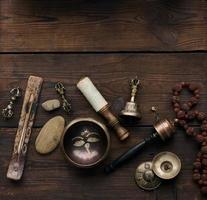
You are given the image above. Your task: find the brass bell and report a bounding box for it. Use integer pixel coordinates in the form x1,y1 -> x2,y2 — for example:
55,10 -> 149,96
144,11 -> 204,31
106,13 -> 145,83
152,152 -> 181,180
120,77 -> 141,120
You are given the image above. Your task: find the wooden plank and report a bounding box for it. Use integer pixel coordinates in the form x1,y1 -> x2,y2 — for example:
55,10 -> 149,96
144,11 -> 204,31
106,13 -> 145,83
0,127 -> 203,200
0,0 -> 207,52
0,53 -> 207,127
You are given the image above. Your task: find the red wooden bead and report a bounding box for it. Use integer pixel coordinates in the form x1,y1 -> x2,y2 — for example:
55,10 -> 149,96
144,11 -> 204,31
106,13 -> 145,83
173,91 -> 179,96
187,111 -> 196,119
202,132 -> 207,136
202,174 -> 207,180
187,102 -> 193,107
184,124 -> 189,130
202,142 -> 207,146
196,134 -> 204,143
177,110 -> 185,119
193,173 -> 201,181
193,132 -> 197,137
189,83 -> 198,91
186,127 -> 194,135
202,159 -> 207,166
195,110 -> 199,115
194,89 -> 200,94
172,84 -> 182,92
181,82 -> 186,87
201,146 -> 207,153
173,103 -> 180,108
201,186 -> 207,194
178,120 -> 186,126
194,162 -> 202,169
195,94 -> 200,99
190,97 -> 198,104
197,152 -> 202,157
172,96 -> 180,103
181,103 -> 190,111
198,112 -> 206,121
199,180 -> 203,185
201,124 -> 207,131
174,108 -> 180,113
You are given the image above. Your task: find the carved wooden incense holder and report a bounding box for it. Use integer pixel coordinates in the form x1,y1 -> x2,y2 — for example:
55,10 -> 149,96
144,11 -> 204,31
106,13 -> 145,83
7,76 -> 43,180
77,77 -> 129,141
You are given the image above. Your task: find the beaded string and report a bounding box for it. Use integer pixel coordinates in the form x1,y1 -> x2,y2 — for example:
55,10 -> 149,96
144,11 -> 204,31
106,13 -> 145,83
172,82 -> 207,194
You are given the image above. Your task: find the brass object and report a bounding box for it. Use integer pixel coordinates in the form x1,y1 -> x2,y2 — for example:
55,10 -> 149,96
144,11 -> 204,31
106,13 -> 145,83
61,118 -> 110,168
7,76 -> 43,180
55,82 -> 72,113
99,105 -> 129,141
154,119 -> 175,141
77,77 -> 129,141
152,152 -> 181,180
151,106 -> 175,141
151,106 -> 160,123
135,161 -> 161,191
104,118 -> 175,173
2,87 -> 21,119
120,77 -> 141,120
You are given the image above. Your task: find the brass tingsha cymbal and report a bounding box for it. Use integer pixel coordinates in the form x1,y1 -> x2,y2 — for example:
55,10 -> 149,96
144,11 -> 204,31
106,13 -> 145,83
152,152 -> 181,180
135,161 -> 161,191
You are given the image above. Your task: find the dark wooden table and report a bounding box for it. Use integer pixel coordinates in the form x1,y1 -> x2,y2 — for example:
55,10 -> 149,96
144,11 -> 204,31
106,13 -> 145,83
1,0 -> 207,199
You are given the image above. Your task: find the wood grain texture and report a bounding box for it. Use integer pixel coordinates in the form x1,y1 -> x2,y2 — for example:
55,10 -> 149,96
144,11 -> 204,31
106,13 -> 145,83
0,0 -> 207,52
0,127 -> 202,200
0,53 -> 206,199
1,0 -> 207,198
0,53 -> 207,128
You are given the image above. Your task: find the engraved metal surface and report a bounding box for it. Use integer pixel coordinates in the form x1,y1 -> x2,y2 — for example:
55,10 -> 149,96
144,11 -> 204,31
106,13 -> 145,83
135,161 -> 161,191
61,118 -> 110,168
154,119 -> 175,141
72,129 -> 100,154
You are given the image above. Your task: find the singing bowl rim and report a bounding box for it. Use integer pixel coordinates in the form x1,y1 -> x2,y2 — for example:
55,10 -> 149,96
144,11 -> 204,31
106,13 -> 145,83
61,117 -> 110,168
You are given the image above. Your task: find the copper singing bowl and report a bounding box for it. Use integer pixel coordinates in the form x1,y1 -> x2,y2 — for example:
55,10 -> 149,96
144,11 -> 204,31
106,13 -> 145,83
61,118 -> 110,168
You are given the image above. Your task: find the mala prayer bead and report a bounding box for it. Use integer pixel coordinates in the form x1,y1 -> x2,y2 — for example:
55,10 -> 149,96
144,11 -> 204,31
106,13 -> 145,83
172,82 -> 207,194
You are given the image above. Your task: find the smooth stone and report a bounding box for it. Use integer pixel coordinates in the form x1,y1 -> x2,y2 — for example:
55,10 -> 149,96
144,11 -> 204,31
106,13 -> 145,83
42,99 -> 60,111
35,116 -> 65,154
